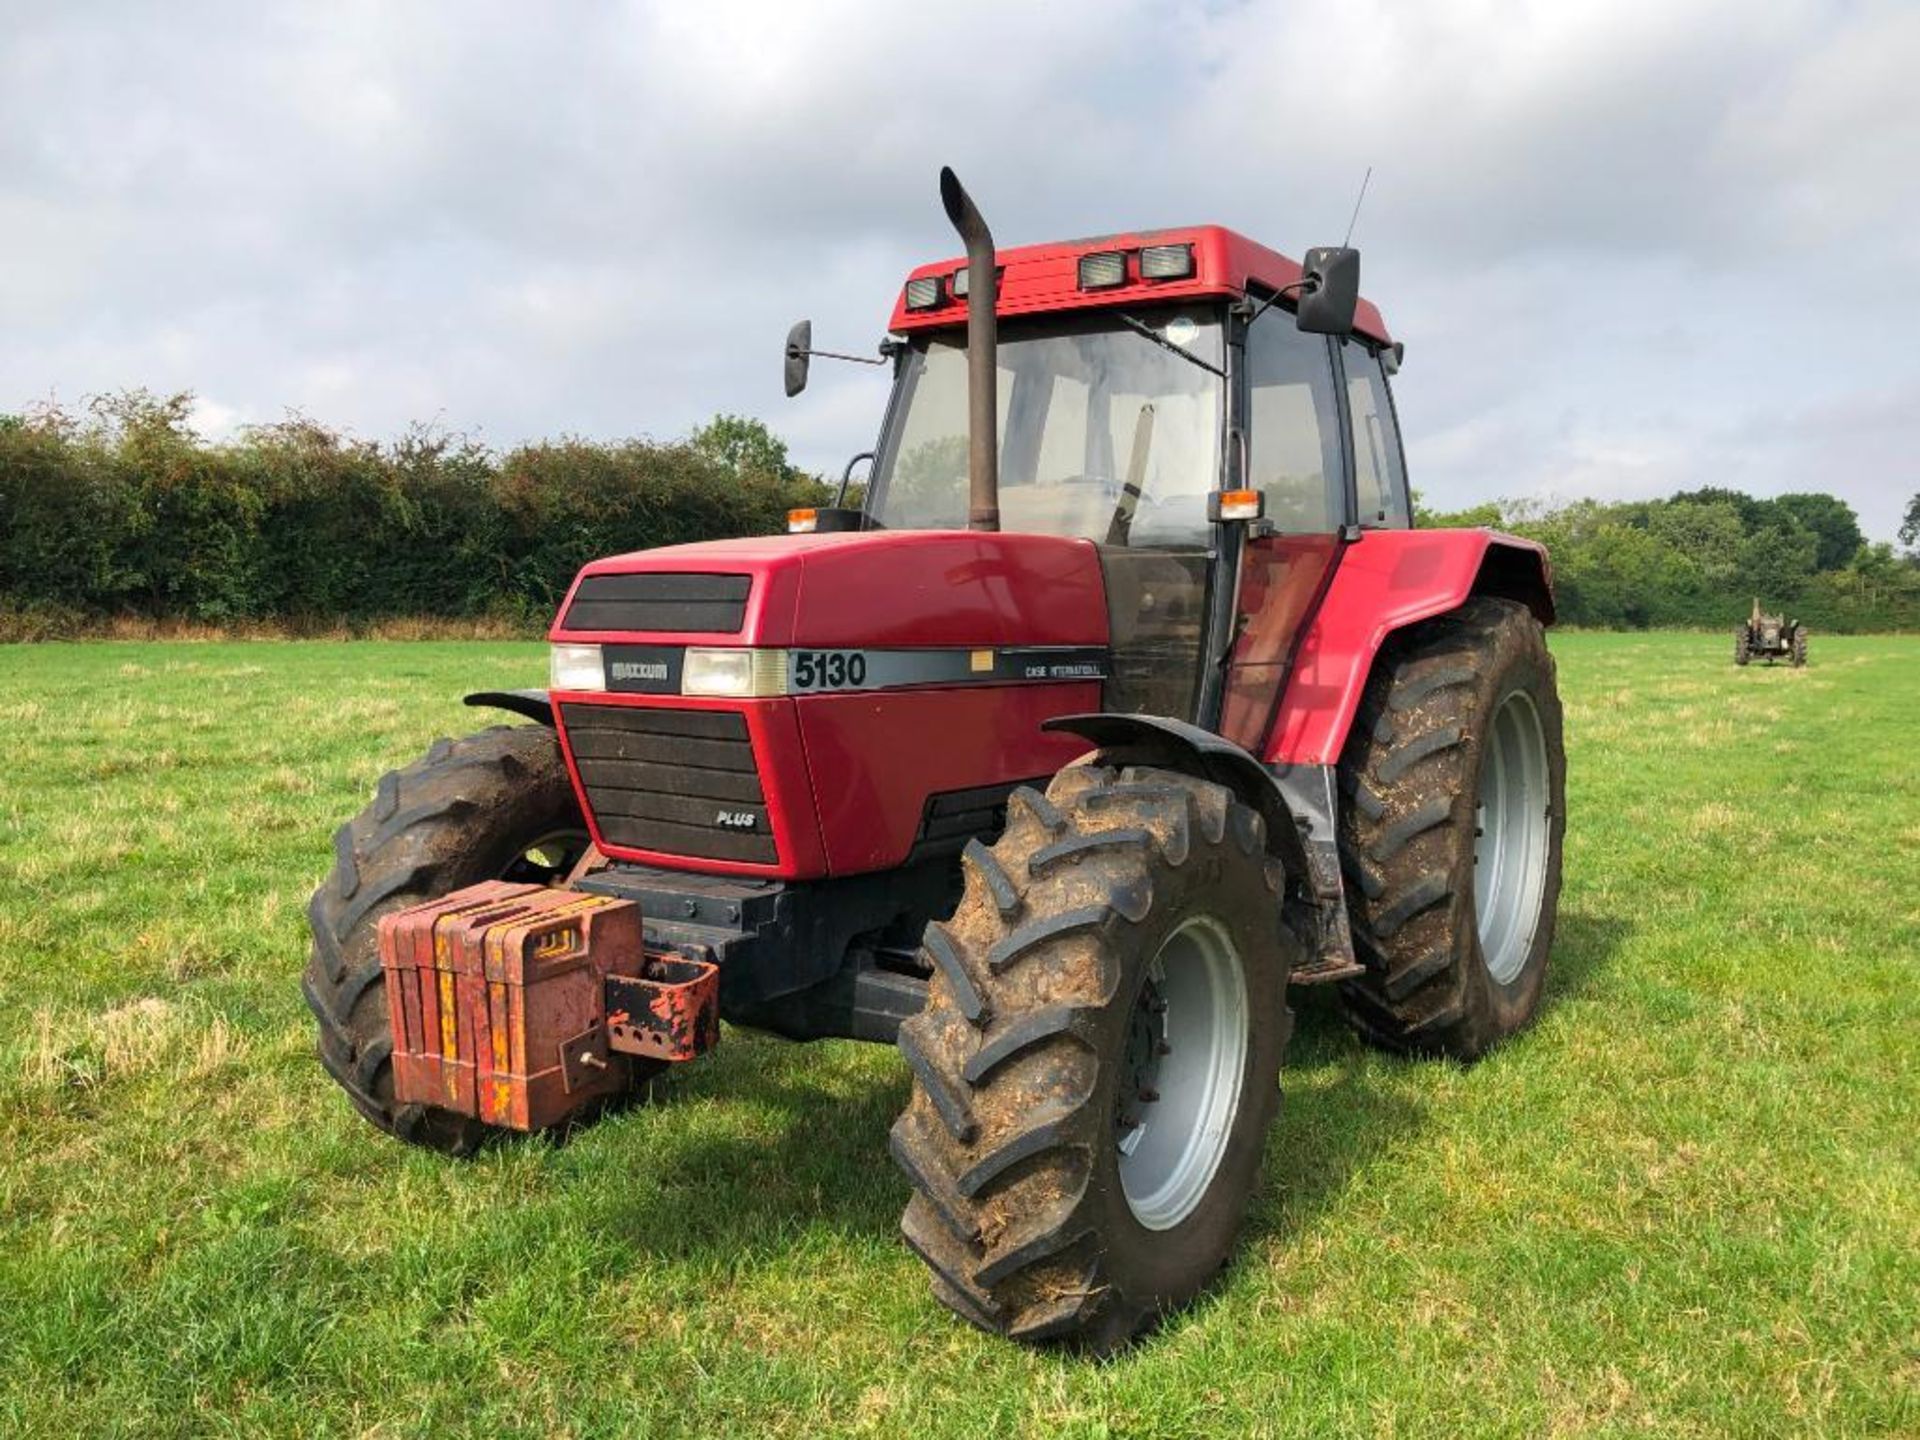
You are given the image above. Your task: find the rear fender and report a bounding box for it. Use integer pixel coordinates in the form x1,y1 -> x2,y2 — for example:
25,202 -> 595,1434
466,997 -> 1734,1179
1266,530 -> 1552,766
1040,713 -> 1309,882
464,690 -> 554,726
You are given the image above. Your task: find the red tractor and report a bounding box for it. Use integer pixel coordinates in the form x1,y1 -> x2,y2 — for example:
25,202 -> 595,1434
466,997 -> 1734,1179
304,171 -> 1565,1350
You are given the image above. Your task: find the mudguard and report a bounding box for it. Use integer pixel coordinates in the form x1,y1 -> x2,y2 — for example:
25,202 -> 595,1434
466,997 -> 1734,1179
1040,713 -> 1310,883
1267,529 -> 1552,765
464,689 -> 554,726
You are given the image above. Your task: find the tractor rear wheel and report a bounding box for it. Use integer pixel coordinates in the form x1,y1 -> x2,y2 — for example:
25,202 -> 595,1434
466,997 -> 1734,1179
1790,628 -> 1808,667
1734,628 -> 1751,666
1337,597 -> 1566,1061
890,764 -> 1294,1351
301,724 -> 652,1154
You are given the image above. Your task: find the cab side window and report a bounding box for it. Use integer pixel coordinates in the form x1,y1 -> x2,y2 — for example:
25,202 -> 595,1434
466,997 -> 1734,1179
1244,312 -> 1343,533
1342,339 -> 1410,527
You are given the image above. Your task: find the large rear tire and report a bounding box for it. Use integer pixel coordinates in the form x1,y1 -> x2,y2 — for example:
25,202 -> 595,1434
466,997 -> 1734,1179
1734,627 -> 1751,666
301,724 -> 650,1154
1790,628 -> 1808,667
1337,597 -> 1566,1061
890,764 -> 1295,1351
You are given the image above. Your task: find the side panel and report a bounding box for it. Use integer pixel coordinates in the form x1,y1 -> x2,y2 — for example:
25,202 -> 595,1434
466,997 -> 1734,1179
797,682 -> 1100,874
1265,529 -> 1551,766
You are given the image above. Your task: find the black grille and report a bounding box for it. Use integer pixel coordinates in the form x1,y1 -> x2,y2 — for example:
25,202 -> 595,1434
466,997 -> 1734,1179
906,778 -> 1037,863
561,572 -> 751,634
560,703 -> 775,864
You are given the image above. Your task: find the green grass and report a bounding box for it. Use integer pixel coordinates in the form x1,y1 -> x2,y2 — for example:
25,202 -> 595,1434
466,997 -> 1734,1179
1,634 -> 1915,1438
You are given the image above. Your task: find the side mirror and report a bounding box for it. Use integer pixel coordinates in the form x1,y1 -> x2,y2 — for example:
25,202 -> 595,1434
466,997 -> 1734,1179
1296,246 -> 1360,336
784,320 -> 812,397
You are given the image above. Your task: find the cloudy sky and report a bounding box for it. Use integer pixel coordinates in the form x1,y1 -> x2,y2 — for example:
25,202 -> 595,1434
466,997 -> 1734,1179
4,0 -> 1916,538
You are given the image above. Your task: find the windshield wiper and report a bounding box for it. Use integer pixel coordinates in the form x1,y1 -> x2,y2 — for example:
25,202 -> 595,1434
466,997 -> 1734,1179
1115,313 -> 1226,378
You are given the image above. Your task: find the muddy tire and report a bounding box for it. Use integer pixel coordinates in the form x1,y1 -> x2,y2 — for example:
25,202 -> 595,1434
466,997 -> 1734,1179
302,724 -> 642,1154
1734,628 -> 1751,666
890,764 -> 1295,1351
1790,628 -> 1808,667
1337,597 -> 1566,1061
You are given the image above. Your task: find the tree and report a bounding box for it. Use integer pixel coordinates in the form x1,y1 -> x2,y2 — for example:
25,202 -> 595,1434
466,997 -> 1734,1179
1551,521 -> 1690,628
1773,492 -> 1864,570
1415,494 -> 1505,529
688,413 -> 793,482
1671,486 -> 1767,530
1737,522 -> 1820,603
1900,492 -> 1920,552
1647,499 -> 1744,585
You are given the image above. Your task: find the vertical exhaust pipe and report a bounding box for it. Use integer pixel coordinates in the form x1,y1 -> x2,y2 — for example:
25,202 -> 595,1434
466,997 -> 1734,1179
939,167 -> 999,532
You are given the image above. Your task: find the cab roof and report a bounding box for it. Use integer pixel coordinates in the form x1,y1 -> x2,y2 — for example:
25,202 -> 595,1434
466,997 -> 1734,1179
889,224 -> 1392,345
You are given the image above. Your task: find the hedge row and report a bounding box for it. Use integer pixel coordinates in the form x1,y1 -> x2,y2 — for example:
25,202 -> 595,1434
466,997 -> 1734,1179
0,394 -> 825,627
4,393 -> 1915,634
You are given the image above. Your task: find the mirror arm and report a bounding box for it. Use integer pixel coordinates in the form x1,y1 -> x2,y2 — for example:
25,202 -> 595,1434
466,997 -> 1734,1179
1239,277 -> 1315,329
788,345 -> 888,368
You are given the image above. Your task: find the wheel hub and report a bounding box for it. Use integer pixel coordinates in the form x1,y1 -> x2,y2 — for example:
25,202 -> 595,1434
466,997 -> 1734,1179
1115,974 -> 1167,1151
498,828 -> 590,886
1115,916 -> 1249,1231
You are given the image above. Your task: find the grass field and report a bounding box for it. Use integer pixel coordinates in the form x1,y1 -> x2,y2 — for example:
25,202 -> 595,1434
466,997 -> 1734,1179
1,633 -> 1915,1437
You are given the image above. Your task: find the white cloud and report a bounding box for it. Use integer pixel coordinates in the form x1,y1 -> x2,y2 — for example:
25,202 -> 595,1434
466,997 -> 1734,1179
1,0 -> 1915,537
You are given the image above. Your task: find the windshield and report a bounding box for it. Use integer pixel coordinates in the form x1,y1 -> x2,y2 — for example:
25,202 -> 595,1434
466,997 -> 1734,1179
867,306 -> 1224,547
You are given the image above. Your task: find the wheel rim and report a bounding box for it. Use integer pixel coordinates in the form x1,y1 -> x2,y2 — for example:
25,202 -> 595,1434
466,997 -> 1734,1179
1473,689 -> 1551,985
1115,915 -> 1248,1231
497,828 -> 590,886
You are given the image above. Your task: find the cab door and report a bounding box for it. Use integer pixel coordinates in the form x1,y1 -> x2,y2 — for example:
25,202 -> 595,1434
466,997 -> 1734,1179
1217,304 -> 1350,749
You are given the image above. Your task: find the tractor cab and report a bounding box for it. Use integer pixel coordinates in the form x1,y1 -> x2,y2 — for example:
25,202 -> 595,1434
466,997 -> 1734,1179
797,223 -> 1413,730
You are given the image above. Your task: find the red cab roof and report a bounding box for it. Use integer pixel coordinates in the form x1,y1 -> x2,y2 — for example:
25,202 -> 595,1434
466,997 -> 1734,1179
888,224 -> 1391,344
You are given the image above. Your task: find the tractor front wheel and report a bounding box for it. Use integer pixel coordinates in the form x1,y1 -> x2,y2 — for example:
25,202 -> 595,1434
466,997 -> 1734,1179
890,765 -> 1294,1351
1337,597 -> 1566,1061
301,724 -> 651,1155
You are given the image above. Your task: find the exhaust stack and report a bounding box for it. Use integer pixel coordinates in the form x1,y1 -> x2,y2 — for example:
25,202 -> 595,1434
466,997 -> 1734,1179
939,167 -> 999,532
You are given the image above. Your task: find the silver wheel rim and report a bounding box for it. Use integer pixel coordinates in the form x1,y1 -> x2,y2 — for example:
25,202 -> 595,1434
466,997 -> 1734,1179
1473,689 -> 1551,986
1116,915 -> 1248,1231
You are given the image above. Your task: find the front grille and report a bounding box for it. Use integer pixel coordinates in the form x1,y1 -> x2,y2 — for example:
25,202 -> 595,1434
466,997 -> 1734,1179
560,703 -> 775,864
561,572 -> 751,634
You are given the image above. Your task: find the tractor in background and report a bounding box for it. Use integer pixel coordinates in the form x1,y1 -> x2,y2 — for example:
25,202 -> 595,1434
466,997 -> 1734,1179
303,169 -> 1566,1350
1735,597 -> 1808,666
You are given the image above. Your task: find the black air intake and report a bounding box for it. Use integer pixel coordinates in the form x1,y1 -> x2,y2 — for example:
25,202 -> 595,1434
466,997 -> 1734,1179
561,573 -> 751,634
560,703 -> 775,864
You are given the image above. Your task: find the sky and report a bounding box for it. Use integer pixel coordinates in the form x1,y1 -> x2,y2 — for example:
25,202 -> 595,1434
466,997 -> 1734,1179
3,0 -> 1916,540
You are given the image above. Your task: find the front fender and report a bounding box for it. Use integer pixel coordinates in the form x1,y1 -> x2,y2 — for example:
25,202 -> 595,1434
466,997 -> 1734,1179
1040,713 -> 1309,882
464,689 -> 554,726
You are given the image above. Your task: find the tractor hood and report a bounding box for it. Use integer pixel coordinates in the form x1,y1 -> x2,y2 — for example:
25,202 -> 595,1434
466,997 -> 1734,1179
549,530 -> 1110,649
545,530 -> 1110,881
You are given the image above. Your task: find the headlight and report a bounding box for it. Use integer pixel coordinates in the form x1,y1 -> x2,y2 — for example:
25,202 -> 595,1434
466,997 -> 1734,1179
903,275 -> 944,310
549,643 -> 605,691
682,648 -> 788,697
